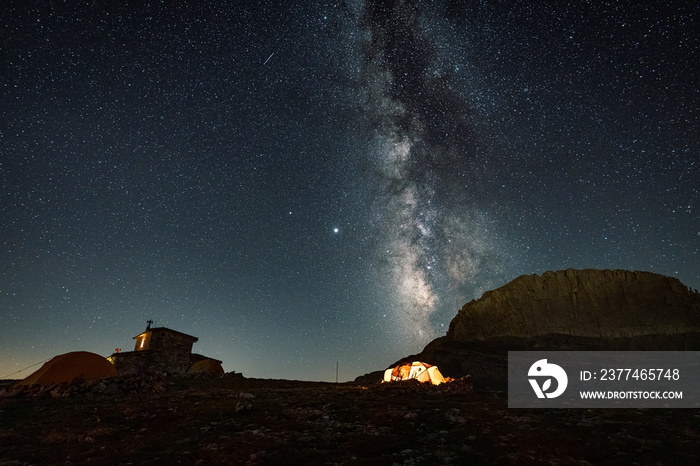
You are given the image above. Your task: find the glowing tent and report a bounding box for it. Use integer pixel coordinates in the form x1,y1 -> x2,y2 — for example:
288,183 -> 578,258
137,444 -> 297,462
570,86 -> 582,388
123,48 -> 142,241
383,361 -> 447,385
16,351 -> 118,386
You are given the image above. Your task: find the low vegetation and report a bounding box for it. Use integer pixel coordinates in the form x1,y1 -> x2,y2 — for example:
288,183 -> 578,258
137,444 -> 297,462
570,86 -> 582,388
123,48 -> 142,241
1,375 -> 697,465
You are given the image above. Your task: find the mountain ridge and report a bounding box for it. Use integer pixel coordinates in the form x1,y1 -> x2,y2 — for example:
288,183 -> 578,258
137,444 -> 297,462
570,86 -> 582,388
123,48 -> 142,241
357,269 -> 700,387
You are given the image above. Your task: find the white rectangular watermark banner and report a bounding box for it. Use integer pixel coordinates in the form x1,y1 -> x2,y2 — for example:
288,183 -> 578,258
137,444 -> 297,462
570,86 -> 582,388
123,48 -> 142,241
508,351 -> 700,408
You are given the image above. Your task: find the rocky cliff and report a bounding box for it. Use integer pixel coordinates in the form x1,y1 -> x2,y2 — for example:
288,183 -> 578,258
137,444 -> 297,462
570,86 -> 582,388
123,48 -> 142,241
361,269 -> 700,387
448,269 -> 700,341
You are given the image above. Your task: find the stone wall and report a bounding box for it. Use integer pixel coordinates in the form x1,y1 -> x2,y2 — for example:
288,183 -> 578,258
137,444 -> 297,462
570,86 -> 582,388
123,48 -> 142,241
110,347 -> 193,376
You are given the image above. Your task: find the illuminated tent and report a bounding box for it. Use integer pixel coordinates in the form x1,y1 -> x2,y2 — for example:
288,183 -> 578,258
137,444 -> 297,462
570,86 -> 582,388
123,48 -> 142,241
188,358 -> 224,374
16,351 -> 117,386
383,361 -> 447,385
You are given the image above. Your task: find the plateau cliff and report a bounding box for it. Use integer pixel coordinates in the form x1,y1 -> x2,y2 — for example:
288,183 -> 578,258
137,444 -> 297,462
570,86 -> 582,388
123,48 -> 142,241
360,269 -> 700,387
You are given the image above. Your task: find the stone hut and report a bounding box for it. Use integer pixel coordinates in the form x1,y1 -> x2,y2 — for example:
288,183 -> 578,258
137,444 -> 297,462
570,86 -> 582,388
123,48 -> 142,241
109,322 -> 223,375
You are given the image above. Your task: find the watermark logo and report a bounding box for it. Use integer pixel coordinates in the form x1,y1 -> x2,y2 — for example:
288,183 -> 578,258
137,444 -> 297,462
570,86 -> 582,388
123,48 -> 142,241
528,359 -> 568,398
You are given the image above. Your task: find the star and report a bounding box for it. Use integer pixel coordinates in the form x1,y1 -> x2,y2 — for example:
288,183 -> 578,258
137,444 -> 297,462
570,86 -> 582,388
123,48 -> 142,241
0,0 -> 695,384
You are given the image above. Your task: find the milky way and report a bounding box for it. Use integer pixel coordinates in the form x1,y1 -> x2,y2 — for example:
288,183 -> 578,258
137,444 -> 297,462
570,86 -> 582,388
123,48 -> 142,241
357,0 -> 506,344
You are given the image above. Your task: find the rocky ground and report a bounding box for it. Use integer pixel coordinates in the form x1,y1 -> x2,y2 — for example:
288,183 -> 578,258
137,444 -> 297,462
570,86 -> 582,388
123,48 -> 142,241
1,375 -> 698,465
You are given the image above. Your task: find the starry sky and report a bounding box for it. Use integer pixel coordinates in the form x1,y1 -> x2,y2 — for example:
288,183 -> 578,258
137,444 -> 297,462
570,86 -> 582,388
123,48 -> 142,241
1,1 -> 697,382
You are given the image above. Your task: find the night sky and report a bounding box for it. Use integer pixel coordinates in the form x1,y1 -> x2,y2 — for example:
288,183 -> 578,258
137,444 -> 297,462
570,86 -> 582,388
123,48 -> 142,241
2,1 -> 697,382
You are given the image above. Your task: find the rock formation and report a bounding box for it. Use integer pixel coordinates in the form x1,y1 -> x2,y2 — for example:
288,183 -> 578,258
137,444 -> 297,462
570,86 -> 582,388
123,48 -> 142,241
447,269 -> 700,341
360,269 -> 700,387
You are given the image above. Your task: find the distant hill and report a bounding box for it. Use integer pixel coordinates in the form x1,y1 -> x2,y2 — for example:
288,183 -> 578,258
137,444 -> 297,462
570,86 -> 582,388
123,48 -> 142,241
357,269 -> 700,387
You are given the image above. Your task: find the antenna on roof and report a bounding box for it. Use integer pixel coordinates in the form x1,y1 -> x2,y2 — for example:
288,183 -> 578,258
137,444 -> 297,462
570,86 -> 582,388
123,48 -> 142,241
147,320 -> 153,330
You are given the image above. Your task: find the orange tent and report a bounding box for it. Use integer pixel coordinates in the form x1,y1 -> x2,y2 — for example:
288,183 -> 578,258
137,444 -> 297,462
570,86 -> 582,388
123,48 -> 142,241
188,358 -> 224,374
16,351 -> 117,386
383,361 -> 447,385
